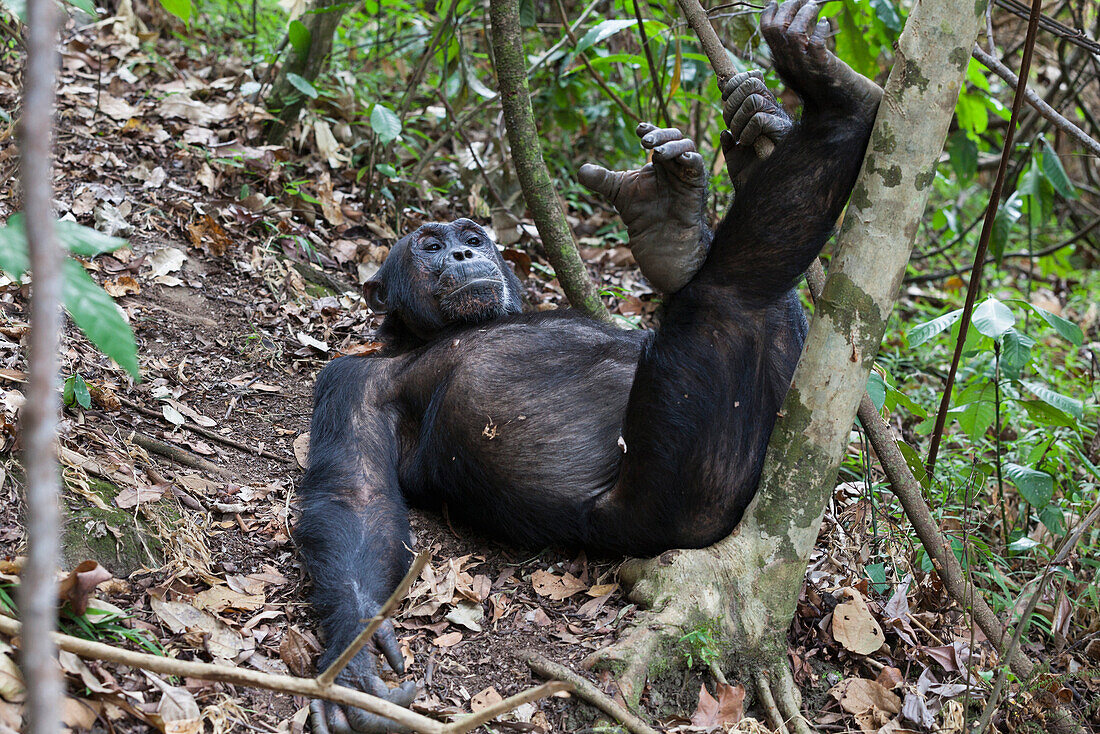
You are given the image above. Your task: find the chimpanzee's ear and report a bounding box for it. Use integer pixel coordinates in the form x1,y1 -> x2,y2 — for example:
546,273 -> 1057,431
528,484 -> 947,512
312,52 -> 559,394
362,280 -> 387,313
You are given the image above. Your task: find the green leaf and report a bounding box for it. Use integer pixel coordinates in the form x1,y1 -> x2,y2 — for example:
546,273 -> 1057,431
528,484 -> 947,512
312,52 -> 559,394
1027,303 -> 1083,346
1040,139 -> 1077,199
1004,462 -> 1053,508
57,219 -> 127,257
1020,380 -> 1083,419
864,563 -> 888,595
575,19 -> 636,55
972,298 -> 1014,338
370,104 -> 401,143
288,20 -> 312,57
869,0 -> 902,31
1008,535 -> 1039,552
0,215 -> 29,278
62,261 -> 140,379
286,73 -> 318,99
947,131 -> 977,181
518,0 -> 535,27
907,308 -> 963,347
65,374 -> 91,409
1000,328 -> 1034,376
65,0 -> 97,16
990,204 -> 1011,263
953,385 -> 996,442
866,372 -> 886,412
834,4 -> 877,77
1039,505 -> 1065,536
157,0 -> 190,24
0,0 -> 27,22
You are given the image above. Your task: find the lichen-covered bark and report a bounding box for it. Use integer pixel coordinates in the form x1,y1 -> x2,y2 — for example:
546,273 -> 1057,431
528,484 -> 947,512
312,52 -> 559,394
488,0 -> 611,322
598,2 -> 989,731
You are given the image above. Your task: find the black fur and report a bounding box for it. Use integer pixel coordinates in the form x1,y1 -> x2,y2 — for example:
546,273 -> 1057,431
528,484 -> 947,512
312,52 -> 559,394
296,3 -> 880,723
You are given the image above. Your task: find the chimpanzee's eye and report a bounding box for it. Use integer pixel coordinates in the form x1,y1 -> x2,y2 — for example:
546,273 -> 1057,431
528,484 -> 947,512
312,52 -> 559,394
423,241 -> 441,252
466,237 -> 481,246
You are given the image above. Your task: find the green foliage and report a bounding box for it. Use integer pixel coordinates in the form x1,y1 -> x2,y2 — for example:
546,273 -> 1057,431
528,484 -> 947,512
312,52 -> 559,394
0,215 -> 140,380
63,374 -> 91,409
679,624 -> 721,670
158,0 -> 192,25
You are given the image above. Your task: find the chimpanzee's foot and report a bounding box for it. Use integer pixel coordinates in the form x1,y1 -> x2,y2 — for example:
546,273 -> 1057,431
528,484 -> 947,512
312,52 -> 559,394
578,122 -> 709,293
720,70 -> 792,189
762,0 -> 882,119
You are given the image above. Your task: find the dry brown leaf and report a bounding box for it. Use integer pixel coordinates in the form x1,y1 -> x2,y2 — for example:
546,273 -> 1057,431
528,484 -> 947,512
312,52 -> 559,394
832,589 -> 885,655
828,677 -> 901,718
98,93 -> 139,121
115,484 -> 167,509
0,645 -> 24,703
279,627 -> 319,677
530,569 -> 586,601
193,585 -> 265,613
187,214 -> 231,257
875,666 -> 903,689
58,560 -> 113,615
292,433 -> 310,468
104,275 -> 141,297
470,686 -> 503,713
150,598 -> 250,660
690,682 -> 745,729
146,673 -> 202,734
434,631 -> 463,647
58,650 -> 113,694
62,697 -> 100,729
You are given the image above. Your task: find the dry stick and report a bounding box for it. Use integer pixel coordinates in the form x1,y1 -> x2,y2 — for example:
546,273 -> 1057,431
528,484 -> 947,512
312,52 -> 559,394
118,396 -> 292,464
520,651 -> 661,734
20,0 -> 63,728
0,614 -> 448,734
924,0 -> 1044,477
449,681 -> 571,733
674,0 -> 773,158
805,262 -> 1037,681
128,432 -> 235,480
317,551 -> 430,687
972,45 -> 1100,159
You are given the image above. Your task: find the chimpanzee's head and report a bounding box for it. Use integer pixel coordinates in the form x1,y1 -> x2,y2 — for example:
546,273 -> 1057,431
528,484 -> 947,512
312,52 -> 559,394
364,219 -> 524,343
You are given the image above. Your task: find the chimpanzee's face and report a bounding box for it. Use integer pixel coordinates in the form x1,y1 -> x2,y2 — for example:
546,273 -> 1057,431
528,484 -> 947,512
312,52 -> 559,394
365,219 -> 523,339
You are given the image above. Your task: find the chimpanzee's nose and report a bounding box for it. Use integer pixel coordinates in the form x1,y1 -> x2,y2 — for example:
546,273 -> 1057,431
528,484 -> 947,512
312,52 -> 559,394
452,249 -> 474,261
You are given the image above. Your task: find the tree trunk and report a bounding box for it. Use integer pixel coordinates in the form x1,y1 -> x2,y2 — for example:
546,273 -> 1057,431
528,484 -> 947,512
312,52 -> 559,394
488,0 -> 612,322
591,1 -> 988,731
264,0 -> 348,145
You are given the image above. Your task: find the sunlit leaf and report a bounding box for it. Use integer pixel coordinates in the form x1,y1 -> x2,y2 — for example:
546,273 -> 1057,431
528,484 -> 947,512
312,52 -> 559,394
1027,303 -> 1083,346
1003,462 -> 1053,508
1020,380 -> 1083,419
62,261 -> 140,379
288,20 -> 312,57
575,20 -> 637,55
286,73 -> 318,99
906,308 -> 962,347
370,104 -> 401,143
971,298 -> 1014,338
158,0 -> 190,24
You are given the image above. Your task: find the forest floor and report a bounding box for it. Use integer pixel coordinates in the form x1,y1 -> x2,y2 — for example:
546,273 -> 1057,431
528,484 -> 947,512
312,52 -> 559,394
0,8 -> 1097,734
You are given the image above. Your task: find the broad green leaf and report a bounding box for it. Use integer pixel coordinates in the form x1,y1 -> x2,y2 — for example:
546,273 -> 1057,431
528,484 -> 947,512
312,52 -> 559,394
1020,380 -> 1083,419
575,20 -> 636,55
0,216 -> 29,278
57,219 -> 127,257
286,73 -> 318,99
864,563 -> 888,595
158,0 -> 190,24
869,0 -> 902,31
1039,505 -> 1065,536
953,384 -> 996,442
834,4 -> 877,77
1027,303 -> 1083,346
866,371 -> 886,412
518,0 -> 535,27
972,298 -> 1014,338
288,20 -> 312,57
1041,139 -> 1077,199
955,92 -> 989,135
1004,462 -> 1053,508
907,308 -> 962,347
370,104 -> 401,143
1000,328 -> 1034,376
946,130 -> 977,181
1017,399 -> 1075,428
64,374 -> 91,409
990,204 -> 1011,263
62,261 -> 140,379
1008,536 -> 1039,552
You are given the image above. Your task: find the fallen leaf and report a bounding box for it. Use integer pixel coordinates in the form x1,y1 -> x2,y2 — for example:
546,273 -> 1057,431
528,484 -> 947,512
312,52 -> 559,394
293,433 -> 310,468
147,247 -> 186,278
187,214 -> 231,257
193,585 -> 265,613
832,589 -> 885,655
530,569 -> 586,601
828,677 -> 901,717
470,686 -> 503,713
98,93 -> 139,121
279,627 -> 319,677
58,560 -> 113,614
690,682 -> 744,729
434,631 -> 463,647
146,672 -> 202,734
104,275 -> 141,297
445,601 -> 484,632
115,484 -> 167,509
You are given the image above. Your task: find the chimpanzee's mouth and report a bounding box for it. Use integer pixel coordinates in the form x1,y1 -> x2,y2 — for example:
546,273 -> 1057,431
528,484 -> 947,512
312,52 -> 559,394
447,277 -> 505,295
439,277 -> 507,323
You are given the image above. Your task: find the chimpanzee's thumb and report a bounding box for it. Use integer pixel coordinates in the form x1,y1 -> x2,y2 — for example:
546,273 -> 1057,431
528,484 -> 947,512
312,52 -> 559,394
578,163 -> 622,202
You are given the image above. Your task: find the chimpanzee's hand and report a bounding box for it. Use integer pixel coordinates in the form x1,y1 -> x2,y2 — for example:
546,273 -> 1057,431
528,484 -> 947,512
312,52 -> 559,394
761,0 -> 881,119
577,123 -> 707,294
719,70 -> 791,190
309,619 -> 417,734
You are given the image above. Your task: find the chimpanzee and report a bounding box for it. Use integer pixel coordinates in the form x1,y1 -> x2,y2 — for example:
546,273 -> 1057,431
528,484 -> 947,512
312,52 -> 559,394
297,2 -> 881,731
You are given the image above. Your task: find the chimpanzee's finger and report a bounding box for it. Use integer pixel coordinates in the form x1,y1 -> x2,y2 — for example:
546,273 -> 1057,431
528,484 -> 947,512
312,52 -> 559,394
721,70 -> 763,102
577,163 -> 623,202
723,76 -> 771,129
326,702 -> 354,734
651,138 -> 696,162
812,18 -> 829,44
375,622 -> 405,675
772,0 -> 804,31
736,112 -> 788,148
760,0 -> 778,30
728,94 -> 775,136
310,700 -> 331,734
788,0 -> 820,38
634,121 -> 658,138
640,127 -> 685,149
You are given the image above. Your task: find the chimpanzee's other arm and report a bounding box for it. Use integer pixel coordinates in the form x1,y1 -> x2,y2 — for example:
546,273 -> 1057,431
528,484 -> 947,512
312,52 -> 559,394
296,356 -> 417,734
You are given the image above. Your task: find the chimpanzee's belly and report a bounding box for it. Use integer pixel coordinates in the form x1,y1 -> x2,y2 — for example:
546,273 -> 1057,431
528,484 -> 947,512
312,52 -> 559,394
396,312 -> 647,546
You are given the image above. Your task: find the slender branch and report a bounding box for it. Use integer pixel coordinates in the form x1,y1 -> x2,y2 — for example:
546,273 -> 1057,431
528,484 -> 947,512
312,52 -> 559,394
925,0 -> 1045,476
20,0 -> 63,728
972,45 -> 1100,159
129,432 -> 235,479
520,651 -> 661,734
317,551 -> 430,687
631,0 -> 671,127
449,681 -> 570,733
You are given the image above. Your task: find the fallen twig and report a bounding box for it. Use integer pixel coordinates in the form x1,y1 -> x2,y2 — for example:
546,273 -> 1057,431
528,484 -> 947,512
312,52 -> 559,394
128,432 -> 234,479
520,651 -> 660,734
119,396 -> 292,464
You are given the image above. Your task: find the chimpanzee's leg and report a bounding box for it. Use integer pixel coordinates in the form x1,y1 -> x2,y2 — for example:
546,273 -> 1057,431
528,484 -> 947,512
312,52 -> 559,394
589,0 -> 881,553
295,356 -> 417,733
